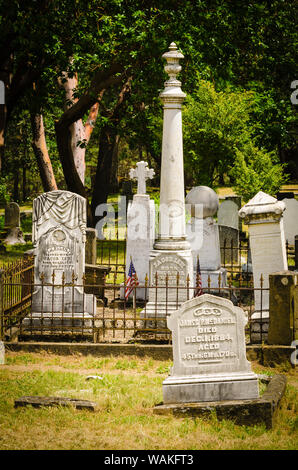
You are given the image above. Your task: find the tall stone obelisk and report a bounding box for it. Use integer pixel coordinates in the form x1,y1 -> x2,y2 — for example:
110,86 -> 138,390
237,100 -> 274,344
142,42 -> 193,319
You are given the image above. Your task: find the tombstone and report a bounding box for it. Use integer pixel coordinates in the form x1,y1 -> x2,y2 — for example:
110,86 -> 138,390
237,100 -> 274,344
0,341 -> 4,365
3,202 -> 25,245
141,42 -> 193,319
162,294 -> 259,404
218,200 -> 239,230
225,195 -> 243,232
218,225 -> 239,265
185,186 -> 227,289
122,161 -> 156,300
4,202 -> 20,228
282,198 -> 298,245
30,190 -> 96,327
239,191 -> 288,342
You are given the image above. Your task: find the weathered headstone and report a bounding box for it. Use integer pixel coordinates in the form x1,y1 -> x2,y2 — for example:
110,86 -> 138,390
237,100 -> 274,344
218,225 -> 239,265
4,202 -> 20,228
30,190 -> 96,325
0,341 -> 4,364
218,200 -> 239,230
239,191 -> 288,342
162,294 -> 259,403
122,161 -> 156,300
185,186 -> 227,289
225,195 -> 243,232
268,271 -> 298,345
3,202 -> 25,245
282,198 -> 298,245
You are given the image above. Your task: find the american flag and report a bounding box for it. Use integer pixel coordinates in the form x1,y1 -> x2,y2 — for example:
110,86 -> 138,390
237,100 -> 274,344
125,260 -> 139,300
194,256 -> 203,297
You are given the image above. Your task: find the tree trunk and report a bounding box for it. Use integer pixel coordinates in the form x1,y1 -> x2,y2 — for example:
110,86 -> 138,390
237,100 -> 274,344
91,124 -> 119,228
13,165 -> 19,202
30,113 -> 58,192
22,164 -> 27,201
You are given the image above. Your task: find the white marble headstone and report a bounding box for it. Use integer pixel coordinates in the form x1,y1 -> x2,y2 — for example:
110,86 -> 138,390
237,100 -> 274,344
162,294 -> 259,403
31,190 -> 95,318
218,200 -> 239,230
282,198 -> 298,245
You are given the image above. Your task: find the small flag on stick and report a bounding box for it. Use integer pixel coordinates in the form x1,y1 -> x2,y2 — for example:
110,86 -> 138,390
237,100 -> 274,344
125,259 -> 139,300
194,256 -> 203,297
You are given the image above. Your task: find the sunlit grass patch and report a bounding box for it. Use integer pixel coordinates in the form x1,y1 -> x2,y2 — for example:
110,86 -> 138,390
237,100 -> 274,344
0,351 -> 297,450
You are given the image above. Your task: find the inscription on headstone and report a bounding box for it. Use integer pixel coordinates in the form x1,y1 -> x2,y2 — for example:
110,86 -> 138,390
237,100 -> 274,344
31,190 -> 95,320
149,253 -> 189,303
162,294 -> 259,403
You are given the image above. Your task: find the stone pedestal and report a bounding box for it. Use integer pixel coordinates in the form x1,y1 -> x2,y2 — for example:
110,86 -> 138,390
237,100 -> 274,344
239,192 -> 288,342
268,271 -> 298,345
162,294 -> 259,404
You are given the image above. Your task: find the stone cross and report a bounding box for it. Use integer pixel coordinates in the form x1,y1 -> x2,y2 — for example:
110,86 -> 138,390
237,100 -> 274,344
129,161 -> 155,195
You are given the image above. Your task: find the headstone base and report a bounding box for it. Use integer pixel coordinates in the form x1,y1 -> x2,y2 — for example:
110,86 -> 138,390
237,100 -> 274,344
22,312 -> 94,333
162,372 -> 259,404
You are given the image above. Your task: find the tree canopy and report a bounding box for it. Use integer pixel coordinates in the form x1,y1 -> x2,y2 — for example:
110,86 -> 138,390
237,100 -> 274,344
0,0 -> 297,214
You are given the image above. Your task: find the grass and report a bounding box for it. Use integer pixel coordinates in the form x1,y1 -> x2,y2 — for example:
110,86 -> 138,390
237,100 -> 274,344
0,351 -> 297,450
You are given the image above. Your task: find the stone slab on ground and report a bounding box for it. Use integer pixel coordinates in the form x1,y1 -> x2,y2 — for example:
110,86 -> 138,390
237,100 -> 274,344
14,396 -> 98,411
154,374 -> 287,429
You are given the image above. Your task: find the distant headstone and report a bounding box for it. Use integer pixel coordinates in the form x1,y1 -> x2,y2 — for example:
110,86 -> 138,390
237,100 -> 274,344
162,294 -> 259,403
225,196 -> 243,231
185,186 -> 227,289
218,200 -> 239,230
282,198 -> 298,245
122,161 -> 155,300
3,202 -> 25,245
0,341 -> 4,364
4,202 -> 20,228
30,190 -> 96,324
218,225 -> 239,264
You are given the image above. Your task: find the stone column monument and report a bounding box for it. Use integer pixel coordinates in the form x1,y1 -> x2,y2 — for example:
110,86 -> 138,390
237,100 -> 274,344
142,42 -> 193,318
239,191 -> 288,342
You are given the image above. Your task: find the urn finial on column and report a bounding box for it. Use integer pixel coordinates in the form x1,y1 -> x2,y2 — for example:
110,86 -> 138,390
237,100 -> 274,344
160,42 -> 186,103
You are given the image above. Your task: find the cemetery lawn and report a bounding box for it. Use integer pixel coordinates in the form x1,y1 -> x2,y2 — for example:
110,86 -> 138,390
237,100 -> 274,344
0,351 -> 297,450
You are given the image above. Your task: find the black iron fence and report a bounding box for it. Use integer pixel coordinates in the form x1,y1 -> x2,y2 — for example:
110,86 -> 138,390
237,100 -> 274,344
0,264 -> 269,345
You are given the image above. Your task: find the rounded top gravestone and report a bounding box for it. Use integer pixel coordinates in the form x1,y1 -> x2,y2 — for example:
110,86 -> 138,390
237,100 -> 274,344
185,186 -> 219,219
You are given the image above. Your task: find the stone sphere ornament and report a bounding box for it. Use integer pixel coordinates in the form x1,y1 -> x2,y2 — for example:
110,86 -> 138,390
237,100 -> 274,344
185,186 -> 219,219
